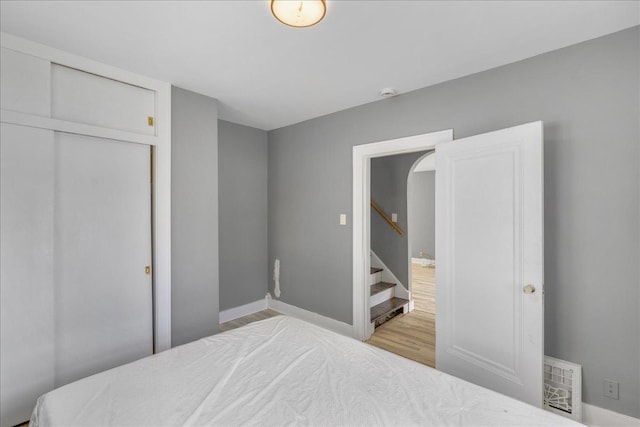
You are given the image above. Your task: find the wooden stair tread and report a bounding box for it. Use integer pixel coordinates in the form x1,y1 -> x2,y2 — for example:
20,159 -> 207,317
370,267 -> 383,274
370,281 -> 396,296
371,297 -> 409,322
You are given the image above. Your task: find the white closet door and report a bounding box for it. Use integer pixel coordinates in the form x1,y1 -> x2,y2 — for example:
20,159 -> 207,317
1,123 -> 55,427
54,132 -> 153,387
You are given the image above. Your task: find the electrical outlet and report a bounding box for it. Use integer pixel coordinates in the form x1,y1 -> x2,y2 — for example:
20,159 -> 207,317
603,379 -> 619,399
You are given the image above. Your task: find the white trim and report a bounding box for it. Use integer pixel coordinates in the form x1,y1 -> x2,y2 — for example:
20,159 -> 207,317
352,130 -> 453,341
268,299 -> 353,337
0,109 -> 160,145
413,152 -> 436,172
219,299 -> 268,324
582,403 -> 640,427
153,83 -> 171,352
1,32 -> 172,352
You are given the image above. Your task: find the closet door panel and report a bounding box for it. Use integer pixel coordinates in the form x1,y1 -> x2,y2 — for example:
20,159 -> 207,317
54,132 -> 153,387
0,123 -> 55,427
0,48 -> 51,117
51,64 -> 155,136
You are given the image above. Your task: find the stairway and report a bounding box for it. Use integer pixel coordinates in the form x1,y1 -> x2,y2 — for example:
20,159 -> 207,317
370,267 -> 409,327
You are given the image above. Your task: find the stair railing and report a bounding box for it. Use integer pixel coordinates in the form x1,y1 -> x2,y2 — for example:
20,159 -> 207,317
370,200 -> 405,236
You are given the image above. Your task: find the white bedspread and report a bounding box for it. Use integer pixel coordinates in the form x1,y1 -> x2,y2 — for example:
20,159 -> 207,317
32,315 -> 581,426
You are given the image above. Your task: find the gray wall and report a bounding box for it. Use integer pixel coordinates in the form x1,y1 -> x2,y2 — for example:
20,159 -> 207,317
409,171 -> 436,259
218,120 -> 269,310
268,27 -> 639,417
171,86 -> 219,346
371,152 -> 427,287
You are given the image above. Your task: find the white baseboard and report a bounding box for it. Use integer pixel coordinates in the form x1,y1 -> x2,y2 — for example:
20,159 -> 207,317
268,299 -> 353,337
582,403 -> 640,427
219,299 -> 267,323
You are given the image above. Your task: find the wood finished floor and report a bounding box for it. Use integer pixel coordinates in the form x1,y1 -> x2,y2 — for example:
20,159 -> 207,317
366,264 -> 436,367
219,309 -> 281,332
411,263 -> 436,314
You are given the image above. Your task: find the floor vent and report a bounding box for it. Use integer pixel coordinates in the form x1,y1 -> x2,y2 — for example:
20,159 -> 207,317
543,356 -> 582,422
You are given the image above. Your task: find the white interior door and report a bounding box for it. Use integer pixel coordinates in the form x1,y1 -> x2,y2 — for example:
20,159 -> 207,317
435,121 -> 544,406
54,132 -> 153,387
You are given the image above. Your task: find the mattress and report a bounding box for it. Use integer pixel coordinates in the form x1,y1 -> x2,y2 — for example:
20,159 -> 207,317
31,315 -> 581,426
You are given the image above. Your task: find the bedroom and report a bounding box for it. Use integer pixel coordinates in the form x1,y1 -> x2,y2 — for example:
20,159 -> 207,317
1,1 -> 638,426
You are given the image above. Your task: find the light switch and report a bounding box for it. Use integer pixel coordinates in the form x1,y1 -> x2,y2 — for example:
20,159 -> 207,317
392,213 -> 398,223
339,214 -> 347,225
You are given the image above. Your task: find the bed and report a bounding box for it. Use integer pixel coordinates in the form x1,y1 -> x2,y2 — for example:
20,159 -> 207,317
31,315 -> 580,426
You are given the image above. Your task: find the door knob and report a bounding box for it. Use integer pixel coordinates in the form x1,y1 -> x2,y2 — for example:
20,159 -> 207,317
523,284 -> 536,294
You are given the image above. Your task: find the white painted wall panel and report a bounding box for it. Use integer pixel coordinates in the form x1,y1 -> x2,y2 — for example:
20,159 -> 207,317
0,47 -> 51,117
0,123 -> 55,427
51,64 -> 155,135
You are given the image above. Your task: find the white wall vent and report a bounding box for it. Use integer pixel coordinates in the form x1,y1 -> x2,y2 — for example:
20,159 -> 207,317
543,355 -> 582,422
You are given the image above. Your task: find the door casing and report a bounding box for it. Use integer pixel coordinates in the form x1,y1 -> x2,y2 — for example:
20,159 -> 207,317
352,129 -> 454,341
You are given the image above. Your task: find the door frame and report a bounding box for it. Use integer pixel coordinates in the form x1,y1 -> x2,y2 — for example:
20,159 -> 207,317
352,129 -> 453,341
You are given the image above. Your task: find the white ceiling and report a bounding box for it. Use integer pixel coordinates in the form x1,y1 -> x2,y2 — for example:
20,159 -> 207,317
1,1 -> 638,130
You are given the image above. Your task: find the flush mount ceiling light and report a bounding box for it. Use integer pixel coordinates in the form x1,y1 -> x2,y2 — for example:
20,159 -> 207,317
271,1 -> 326,28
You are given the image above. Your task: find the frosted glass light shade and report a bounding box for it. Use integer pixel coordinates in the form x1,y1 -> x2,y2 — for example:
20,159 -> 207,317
271,1 -> 326,28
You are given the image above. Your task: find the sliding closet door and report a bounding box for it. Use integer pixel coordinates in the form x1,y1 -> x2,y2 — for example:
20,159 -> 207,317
54,133 -> 153,387
0,123 -> 55,427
